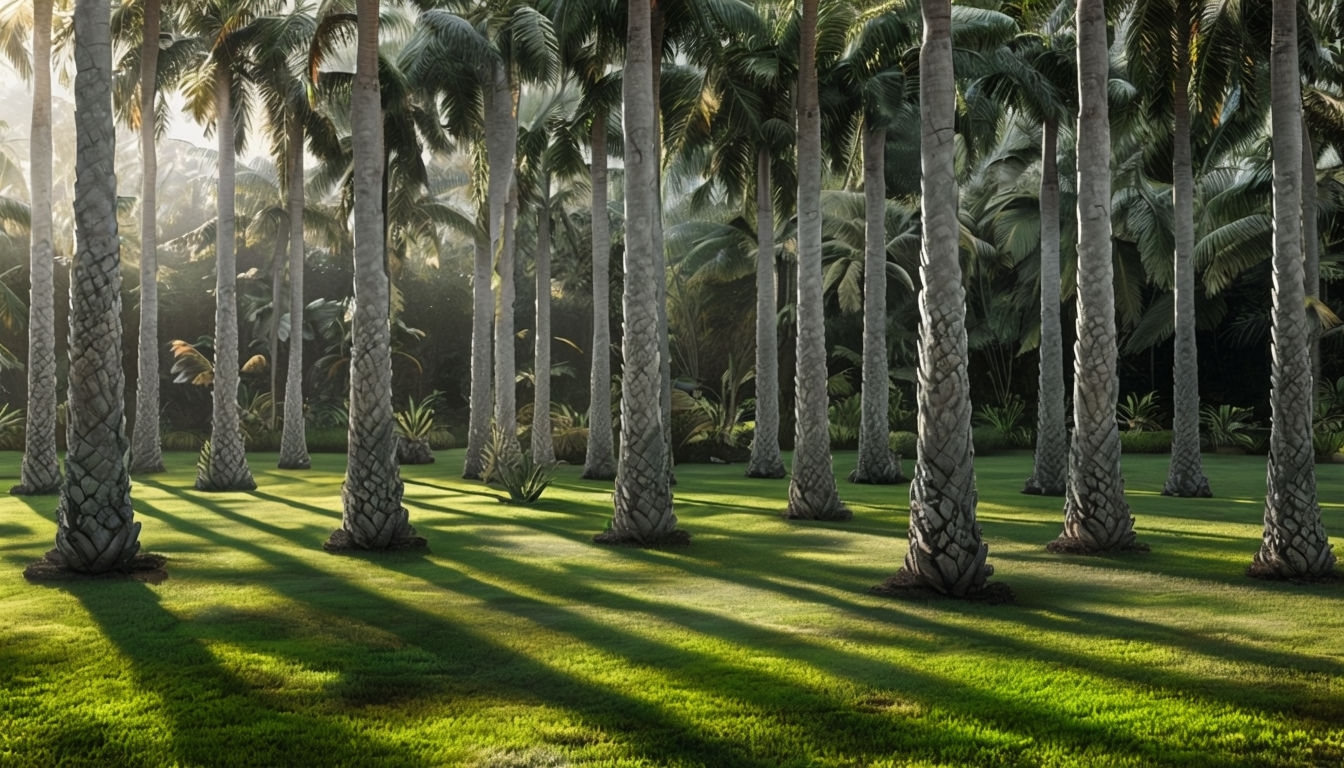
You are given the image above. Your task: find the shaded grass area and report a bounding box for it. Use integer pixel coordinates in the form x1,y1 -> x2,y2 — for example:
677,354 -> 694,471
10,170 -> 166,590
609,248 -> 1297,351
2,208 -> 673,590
1,450 -> 1342,767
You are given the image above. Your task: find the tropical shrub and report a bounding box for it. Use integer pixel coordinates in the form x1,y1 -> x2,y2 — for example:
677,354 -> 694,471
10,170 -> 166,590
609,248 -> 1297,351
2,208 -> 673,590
1313,377 -> 1344,461
0,404 -> 24,450
482,426 -> 554,504
1117,391 -> 1164,432
828,394 -> 862,449
395,392 -> 440,465
1200,404 -> 1259,451
972,425 -> 1009,455
889,430 -> 917,460
974,396 -> 1032,448
1120,429 -> 1173,454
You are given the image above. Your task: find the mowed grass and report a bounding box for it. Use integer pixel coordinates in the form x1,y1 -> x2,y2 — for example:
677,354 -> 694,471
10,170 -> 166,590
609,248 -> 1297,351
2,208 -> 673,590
1,449 -> 1342,768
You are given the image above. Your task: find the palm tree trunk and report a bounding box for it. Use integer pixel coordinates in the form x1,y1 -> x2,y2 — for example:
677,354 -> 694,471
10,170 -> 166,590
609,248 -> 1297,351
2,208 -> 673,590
787,0 -> 848,521
1024,118 -> 1066,496
531,174 -> 555,465
198,65 -> 256,492
487,61 -> 521,464
1054,0 -> 1135,552
14,0 -> 61,495
128,0 -> 164,475
1302,120 -> 1320,383
1164,5 -> 1211,498
583,108 -> 616,479
1253,0 -> 1334,579
851,122 -> 903,485
746,146 -> 785,479
599,0 -> 682,546
464,223 -> 493,479
329,0 -> 417,551
895,0 -> 991,596
651,7 -> 674,487
53,0 -> 141,573
278,109 -> 310,469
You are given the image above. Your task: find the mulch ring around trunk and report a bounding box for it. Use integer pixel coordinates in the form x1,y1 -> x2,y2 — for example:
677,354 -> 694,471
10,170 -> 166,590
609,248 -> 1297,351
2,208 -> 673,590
323,527 -> 430,555
869,568 -> 1016,605
23,550 -> 168,585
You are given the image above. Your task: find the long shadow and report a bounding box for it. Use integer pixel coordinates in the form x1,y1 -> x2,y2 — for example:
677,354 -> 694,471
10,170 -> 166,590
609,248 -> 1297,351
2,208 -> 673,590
34,578 -> 420,768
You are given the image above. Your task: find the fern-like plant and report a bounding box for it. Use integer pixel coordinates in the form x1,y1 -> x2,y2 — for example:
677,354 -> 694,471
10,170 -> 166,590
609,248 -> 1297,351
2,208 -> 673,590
1117,391 -> 1164,432
1200,404 -> 1259,451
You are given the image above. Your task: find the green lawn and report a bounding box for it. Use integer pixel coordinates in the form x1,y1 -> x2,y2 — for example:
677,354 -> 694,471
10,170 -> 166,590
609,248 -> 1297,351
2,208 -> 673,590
1,449 -> 1341,767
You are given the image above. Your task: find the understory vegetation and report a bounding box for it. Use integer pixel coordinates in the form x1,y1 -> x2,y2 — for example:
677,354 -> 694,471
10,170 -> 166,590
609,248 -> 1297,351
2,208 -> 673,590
1,450 -> 1341,767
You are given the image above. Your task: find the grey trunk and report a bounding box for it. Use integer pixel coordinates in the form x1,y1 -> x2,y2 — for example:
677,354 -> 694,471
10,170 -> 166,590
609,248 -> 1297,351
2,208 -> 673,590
198,66 -> 256,492
128,0 -> 164,475
333,0 -> 415,550
583,109 -> 616,479
54,0 -> 141,573
1253,0 -> 1334,579
278,110 -> 310,469
1056,0 -> 1135,551
464,226 -> 493,478
851,123 -> 904,485
487,63 -> 520,463
746,146 -> 785,479
601,0 -> 681,546
15,0 -> 61,495
531,176 -> 555,465
1302,120 -> 1320,383
1164,7 -> 1212,498
898,0 -> 992,596
1024,119 -> 1067,496
787,0 -> 849,521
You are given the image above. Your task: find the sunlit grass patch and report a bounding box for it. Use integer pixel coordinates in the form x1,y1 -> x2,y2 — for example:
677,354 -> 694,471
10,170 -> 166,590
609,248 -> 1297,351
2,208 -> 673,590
0,449 -> 1341,766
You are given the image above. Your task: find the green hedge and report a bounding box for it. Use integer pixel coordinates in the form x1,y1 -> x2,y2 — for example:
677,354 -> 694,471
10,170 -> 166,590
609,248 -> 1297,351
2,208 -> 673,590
1120,429 -> 1173,454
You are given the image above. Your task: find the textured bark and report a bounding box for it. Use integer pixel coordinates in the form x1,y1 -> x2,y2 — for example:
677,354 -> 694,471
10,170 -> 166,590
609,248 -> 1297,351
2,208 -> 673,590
895,0 -> 992,596
651,11 -> 674,488
787,0 -> 849,521
531,176 -> 556,466
1164,6 -> 1212,498
488,62 -> 521,466
15,0 -> 61,496
1253,0 -> 1334,579
278,110 -> 310,469
330,0 -> 417,551
583,110 -> 616,480
464,227 -> 493,479
197,66 -> 256,492
601,0 -> 681,546
54,0 -> 141,573
1302,121 -> 1321,384
746,147 -> 785,479
1056,0 -> 1135,551
1023,120 -> 1067,496
851,124 -> 904,485
128,0 -> 164,475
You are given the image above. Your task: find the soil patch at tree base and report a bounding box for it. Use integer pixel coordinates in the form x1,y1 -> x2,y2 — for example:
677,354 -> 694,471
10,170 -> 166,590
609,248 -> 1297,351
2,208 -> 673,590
1046,537 -> 1151,555
323,528 -> 430,555
869,569 -> 1015,605
593,528 -> 692,548
23,550 -> 168,585
1246,562 -> 1340,584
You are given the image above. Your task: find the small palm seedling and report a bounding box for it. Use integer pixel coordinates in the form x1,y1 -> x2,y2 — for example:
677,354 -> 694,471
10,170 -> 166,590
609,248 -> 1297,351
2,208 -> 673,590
482,425 -> 554,504
1200,404 -> 1259,452
395,392 -> 441,465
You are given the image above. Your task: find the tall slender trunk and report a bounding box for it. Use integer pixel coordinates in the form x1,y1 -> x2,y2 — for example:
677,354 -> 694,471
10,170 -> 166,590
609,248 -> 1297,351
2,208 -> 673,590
1164,1 -> 1211,498
14,0 -> 61,495
268,236 -> 283,427
1302,120 -> 1320,383
53,0 -> 141,573
651,6 -> 673,487
894,0 -> 991,596
746,146 -> 784,478
198,65 -> 256,492
786,0 -> 849,521
1055,0 -> 1135,551
599,0 -> 682,546
329,0 -> 417,551
486,61 -> 520,462
532,174 -> 555,465
1024,118 -> 1066,496
464,223 -> 493,478
851,122 -> 903,485
583,108 -> 616,479
1253,0 -> 1333,579
129,0 -> 164,475
278,109 -> 310,469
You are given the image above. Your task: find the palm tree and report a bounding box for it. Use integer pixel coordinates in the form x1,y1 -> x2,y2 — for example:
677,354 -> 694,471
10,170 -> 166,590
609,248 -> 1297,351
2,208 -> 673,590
787,0 -> 848,521
597,0 -> 683,546
884,0 -> 992,596
10,0 -> 61,495
1251,0 -> 1334,579
52,0 -> 143,573
328,0 -> 418,551
1051,0 -> 1136,552
178,0 -> 266,491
